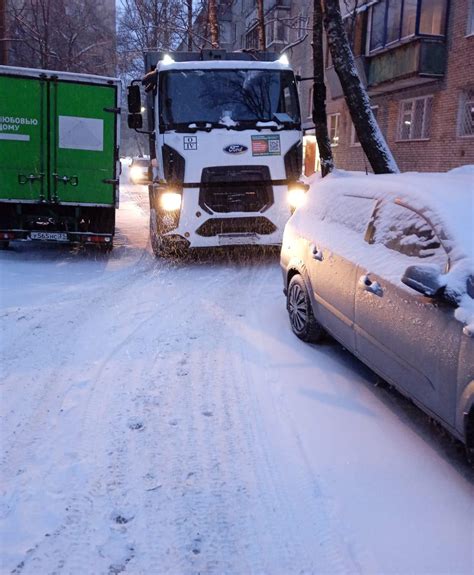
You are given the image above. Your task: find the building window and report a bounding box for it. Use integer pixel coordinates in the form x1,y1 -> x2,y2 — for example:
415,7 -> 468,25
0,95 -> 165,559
398,96 -> 433,141
369,0 -> 447,53
245,26 -> 259,50
458,90 -> 474,137
468,0 -> 474,36
294,12 -> 309,43
328,113 -> 340,146
351,106 -> 379,145
265,9 -> 290,47
419,0 -> 448,35
307,86 -> 313,119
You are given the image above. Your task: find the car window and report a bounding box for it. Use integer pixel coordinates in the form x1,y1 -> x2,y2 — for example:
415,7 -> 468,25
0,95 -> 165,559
370,202 -> 448,267
325,195 -> 376,234
132,159 -> 148,167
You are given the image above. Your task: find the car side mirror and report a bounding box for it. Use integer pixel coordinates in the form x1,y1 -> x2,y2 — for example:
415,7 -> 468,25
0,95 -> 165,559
127,113 -> 143,130
401,264 -> 445,298
127,84 -> 142,113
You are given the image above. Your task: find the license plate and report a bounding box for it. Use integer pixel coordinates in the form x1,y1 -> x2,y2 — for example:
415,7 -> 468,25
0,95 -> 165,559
218,233 -> 259,246
30,231 -> 68,242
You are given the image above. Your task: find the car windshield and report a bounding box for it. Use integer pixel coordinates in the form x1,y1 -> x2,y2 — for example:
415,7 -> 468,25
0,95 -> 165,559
132,159 -> 148,167
159,69 -> 300,130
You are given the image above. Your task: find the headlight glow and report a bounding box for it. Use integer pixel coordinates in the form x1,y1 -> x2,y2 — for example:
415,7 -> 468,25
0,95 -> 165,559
287,185 -> 307,210
160,191 -> 182,211
130,166 -> 144,181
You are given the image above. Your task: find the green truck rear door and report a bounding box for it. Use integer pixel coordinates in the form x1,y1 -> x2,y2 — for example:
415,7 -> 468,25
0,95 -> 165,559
50,80 -> 117,205
0,74 -> 47,202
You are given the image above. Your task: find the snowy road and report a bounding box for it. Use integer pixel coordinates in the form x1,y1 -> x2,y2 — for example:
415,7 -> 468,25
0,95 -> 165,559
1,179 -> 473,575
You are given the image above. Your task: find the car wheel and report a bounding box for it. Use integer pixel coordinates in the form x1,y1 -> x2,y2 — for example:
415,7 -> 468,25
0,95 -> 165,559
0,240 -> 10,250
287,274 -> 324,342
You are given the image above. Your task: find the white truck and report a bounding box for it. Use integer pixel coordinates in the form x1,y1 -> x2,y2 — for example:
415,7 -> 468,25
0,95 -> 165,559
127,50 -> 305,256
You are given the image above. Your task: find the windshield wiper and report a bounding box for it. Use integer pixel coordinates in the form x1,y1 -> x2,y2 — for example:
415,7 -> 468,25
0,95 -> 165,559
166,122 -> 214,133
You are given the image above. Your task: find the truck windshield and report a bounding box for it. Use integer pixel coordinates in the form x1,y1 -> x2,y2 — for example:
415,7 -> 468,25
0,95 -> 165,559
159,69 -> 300,130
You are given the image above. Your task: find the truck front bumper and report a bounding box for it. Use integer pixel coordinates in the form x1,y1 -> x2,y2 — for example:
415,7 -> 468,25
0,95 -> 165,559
157,184 -> 291,249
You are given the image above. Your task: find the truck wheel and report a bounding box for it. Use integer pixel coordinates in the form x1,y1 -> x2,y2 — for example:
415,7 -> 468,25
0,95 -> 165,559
0,240 -> 9,250
287,274 -> 325,343
99,242 -> 113,253
150,212 -> 170,258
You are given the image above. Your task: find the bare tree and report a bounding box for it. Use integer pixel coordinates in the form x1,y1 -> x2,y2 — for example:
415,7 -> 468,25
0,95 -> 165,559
322,0 -> 398,174
7,0 -> 116,74
117,0 -> 184,78
312,0 -> 333,177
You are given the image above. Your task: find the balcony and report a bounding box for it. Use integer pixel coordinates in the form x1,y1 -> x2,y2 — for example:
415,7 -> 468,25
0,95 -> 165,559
367,37 -> 446,89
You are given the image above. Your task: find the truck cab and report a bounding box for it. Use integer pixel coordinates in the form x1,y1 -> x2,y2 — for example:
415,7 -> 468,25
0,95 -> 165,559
128,50 -> 305,256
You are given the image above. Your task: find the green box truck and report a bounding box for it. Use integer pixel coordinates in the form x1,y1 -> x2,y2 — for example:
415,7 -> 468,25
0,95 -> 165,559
0,66 -> 121,250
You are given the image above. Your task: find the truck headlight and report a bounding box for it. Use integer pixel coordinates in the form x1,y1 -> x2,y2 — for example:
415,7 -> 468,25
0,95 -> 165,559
160,191 -> 182,212
287,183 -> 308,210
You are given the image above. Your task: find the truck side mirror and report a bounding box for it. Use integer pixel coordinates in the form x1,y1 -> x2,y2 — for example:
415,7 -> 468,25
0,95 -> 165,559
128,113 -> 143,130
127,85 -> 141,114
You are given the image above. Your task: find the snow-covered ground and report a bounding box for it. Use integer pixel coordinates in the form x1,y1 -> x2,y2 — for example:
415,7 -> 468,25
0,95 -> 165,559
1,171 -> 473,575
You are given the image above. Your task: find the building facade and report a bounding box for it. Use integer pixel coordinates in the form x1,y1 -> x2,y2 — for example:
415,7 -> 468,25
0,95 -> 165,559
322,0 -> 474,174
192,0 -> 474,174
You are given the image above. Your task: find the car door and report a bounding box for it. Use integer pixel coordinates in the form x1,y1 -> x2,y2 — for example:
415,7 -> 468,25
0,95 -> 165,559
307,195 -> 376,351
354,200 -> 462,425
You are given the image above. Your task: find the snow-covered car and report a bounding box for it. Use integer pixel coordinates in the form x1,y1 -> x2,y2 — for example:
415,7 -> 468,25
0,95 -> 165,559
280,169 -> 474,458
129,157 -> 150,184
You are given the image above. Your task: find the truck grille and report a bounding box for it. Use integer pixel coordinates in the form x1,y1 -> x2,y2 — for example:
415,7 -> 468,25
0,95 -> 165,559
199,166 -> 273,213
196,217 -> 277,237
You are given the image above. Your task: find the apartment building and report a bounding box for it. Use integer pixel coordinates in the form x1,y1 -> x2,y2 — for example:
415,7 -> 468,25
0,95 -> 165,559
321,0 -> 474,173
191,0 -> 474,174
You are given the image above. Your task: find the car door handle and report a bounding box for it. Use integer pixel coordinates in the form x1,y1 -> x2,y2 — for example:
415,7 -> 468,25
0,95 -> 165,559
311,244 -> 324,261
359,274 -> 383,296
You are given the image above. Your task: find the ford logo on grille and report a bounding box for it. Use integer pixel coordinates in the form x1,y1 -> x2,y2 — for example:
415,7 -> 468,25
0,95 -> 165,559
223,144 -> 248,154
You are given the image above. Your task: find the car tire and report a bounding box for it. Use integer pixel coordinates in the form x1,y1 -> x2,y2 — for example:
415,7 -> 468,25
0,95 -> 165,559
287,274 -> 324,343
0,240 -> 10,250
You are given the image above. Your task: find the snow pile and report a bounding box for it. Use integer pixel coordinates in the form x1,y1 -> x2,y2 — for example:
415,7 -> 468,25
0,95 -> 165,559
218,111 -> 238,127
290,168 -> 474,331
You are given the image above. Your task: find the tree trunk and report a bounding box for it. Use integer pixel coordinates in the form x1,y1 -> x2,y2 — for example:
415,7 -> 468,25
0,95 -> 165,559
322,0 -> 398,174
0,0 -> 7,65
312,0 -> 333,177
256,0 -> 266,51
208,0 -> 219,49
163,0 -> 170,50
187,0 -> 193,51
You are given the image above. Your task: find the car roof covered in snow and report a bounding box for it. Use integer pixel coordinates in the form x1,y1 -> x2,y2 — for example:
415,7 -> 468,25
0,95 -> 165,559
306,168 -> 474,262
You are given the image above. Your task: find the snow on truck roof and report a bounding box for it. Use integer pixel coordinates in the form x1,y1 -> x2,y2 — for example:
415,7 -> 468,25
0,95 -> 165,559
0,65 -> 120,86
306,168 -> 474,262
